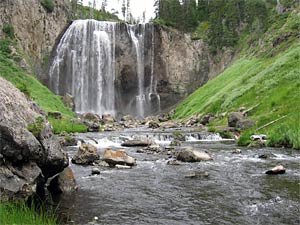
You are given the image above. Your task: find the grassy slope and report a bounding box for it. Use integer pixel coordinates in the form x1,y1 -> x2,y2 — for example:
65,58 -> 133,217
174,10 -> 300,149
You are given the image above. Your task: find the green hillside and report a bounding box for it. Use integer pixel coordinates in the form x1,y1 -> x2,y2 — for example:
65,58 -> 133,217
174,10 -> 300,149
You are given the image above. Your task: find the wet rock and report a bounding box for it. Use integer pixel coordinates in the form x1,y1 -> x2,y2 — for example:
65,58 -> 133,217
102,149 -> 136,167
236,120 -> 255,130
71,144 -> 100,165
148,121 -> 160,129
48,111 -> 62,119
62,93 -> 75,111
185,171 -> 209,178
87,123 -> 100,132
91,168 -> 101,175
158,114 -> 170,122
232,149 -> 242,154
144,143 -> 161,152
136,149 -> 146,153
248,140 -> 266,148
266,165 -> 286,175
228,112 -> 244,127
98,161 -> 110,167
102,114 -> 115,123
121,137 -> 153,147
161,121 -> 179,129
177,148 -> 212,162
48,167 -> 77,194
259,153 -> 276,159
185,116 -> 199,127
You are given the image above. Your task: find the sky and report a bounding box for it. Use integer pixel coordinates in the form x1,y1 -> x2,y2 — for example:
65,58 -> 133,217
82,0 -> 156,22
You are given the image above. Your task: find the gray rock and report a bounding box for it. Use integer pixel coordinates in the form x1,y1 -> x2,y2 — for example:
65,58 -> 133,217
167,160 -> 182,165
259,153 -> 276,159
72,144 -> 100,165
102,149 -> 136,167
228,112 -> 244,127
102,114 -> 115,123
236,120 -> 255,130
148,121 -> 160,129
0,78 -> 68,200
121,138 -> 153,147
266,165 -> 286,175
177,148 -> 212,162
62,93 -> 75,111
48,167 -> 77,194
200,114 -> 214,125
91,168 -> 101,175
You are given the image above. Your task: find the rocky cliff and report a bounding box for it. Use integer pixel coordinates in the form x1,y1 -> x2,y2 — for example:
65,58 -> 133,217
0,77 -> 68,201
0,0 -> 71,81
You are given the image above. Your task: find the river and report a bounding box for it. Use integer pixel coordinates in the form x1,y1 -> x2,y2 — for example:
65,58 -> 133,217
56,129 -> 300,225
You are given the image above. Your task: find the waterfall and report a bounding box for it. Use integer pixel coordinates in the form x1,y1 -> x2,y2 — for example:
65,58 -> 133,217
49,20 -> 160,118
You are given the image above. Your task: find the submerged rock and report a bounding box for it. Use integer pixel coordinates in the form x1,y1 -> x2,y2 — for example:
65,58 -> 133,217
232,149 -> 242,154
102,149 -> 136,167
177,148 -> 212,162
259,152 -> 276,159
266,165 -> 286,175
72,144 -> 100,165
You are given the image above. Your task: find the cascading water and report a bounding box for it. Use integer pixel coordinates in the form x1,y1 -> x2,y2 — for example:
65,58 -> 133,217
49,19 -> 160,118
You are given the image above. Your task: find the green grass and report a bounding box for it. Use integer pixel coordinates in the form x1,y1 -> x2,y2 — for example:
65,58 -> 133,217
0,39 -> 87,134
174,9 -> 300,149
49,117 -> 87,134
0,201 -> 57,225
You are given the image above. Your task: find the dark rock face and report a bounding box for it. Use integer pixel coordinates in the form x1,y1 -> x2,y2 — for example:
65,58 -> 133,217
0,78 -> 68,201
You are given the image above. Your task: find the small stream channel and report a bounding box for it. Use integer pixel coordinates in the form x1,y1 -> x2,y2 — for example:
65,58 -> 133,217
56,128 -> 300,225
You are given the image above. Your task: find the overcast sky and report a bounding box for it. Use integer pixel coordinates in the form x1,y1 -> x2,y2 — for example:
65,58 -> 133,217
82,0 -> 156,22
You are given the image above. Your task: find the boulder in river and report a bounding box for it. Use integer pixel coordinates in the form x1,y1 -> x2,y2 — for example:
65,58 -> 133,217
102,149 -> 136,167
259,152 -> 276,159
71,144 -> 100,165
121,137 -> 153,147
102,114 -> 115,123
177,148 -> 212,162
266,165 -> 286,175
48,167 -> 77,194
91,167 -> 101,175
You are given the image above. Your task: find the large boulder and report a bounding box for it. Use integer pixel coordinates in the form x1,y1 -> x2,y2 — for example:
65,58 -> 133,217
177,148 -> 212,162
266,165 -> 286,175
71,144 -> 100,165
102,149 -> 136,167
0,78 -> 68,201
48,167 -> 77,194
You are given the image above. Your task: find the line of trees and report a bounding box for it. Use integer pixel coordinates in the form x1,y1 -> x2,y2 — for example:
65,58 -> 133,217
154,0 -> 269,53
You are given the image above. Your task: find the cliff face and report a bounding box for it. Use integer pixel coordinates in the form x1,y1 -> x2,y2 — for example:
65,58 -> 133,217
153,26 -> 233,111
0,0 -> 71,81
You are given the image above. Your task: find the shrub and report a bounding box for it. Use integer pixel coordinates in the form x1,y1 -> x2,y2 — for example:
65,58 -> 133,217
40,0 -> 54,13
2,23 -> 15,39
27,116 -> 44,138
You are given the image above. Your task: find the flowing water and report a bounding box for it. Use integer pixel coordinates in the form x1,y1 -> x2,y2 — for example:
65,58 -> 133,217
49,20 -> 159,118
56,129 -> 300,225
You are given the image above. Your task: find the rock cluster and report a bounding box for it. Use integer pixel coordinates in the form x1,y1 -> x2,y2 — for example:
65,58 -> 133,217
0,78 -> 68,201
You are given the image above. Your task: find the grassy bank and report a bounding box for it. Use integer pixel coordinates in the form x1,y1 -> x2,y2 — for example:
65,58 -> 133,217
174,10 -> 300,149
0,201 -> 57,225
0,39 -> 87,134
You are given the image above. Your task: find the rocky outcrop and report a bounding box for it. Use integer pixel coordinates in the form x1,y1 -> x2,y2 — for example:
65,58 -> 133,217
0,0 -> 71,80
0,77 -> 68,201
48,167 -> 77,194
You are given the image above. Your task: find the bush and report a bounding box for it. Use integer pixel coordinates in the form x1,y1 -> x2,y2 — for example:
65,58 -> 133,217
40,0 -> 54,13
2,23 -> 15,39
27,116 -> 44,138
